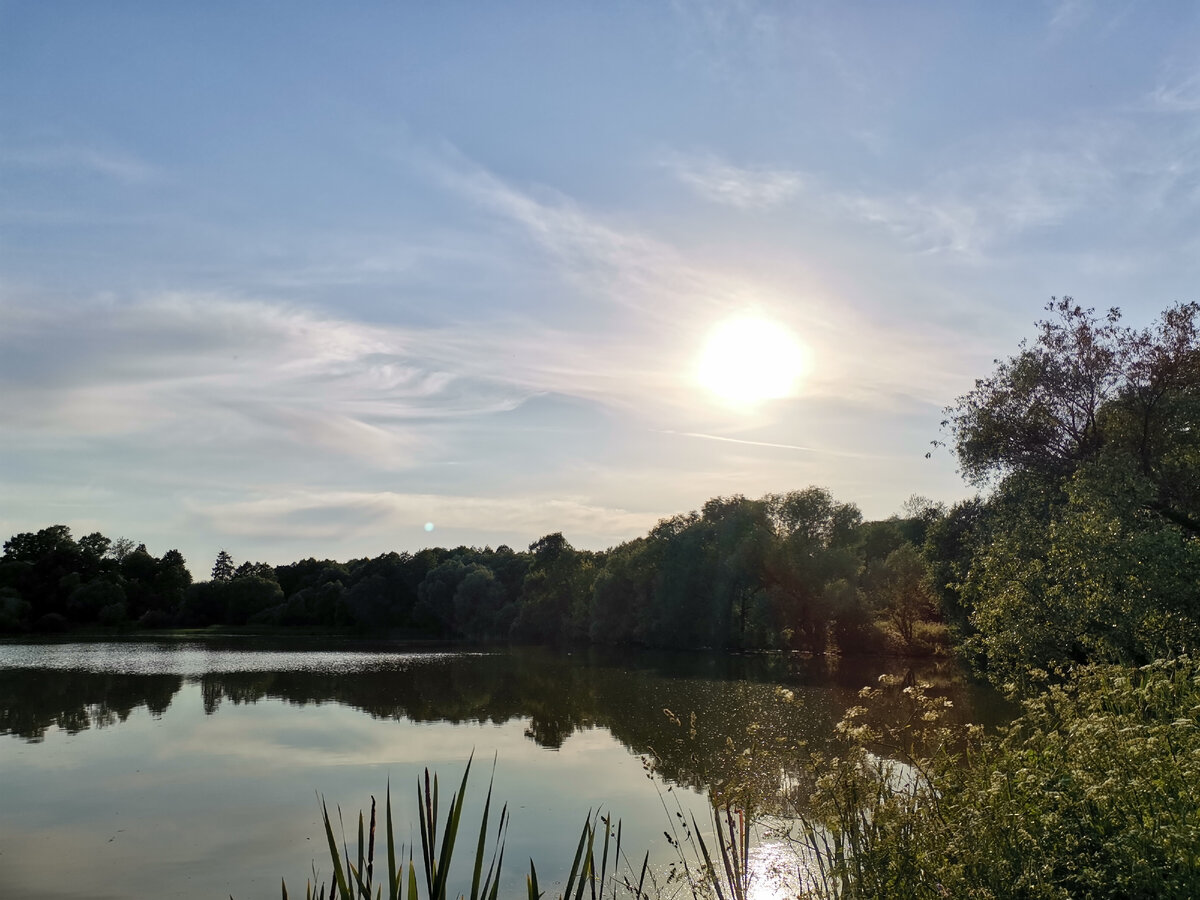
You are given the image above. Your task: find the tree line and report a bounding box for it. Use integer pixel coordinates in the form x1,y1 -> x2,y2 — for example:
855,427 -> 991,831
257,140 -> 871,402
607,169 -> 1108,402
4,299 -> 1199,683
0,489 -> 944,656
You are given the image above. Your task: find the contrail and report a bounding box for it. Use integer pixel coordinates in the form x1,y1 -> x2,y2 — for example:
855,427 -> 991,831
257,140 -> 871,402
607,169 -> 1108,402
659,430 -> 820,453
659,430 -> 884,460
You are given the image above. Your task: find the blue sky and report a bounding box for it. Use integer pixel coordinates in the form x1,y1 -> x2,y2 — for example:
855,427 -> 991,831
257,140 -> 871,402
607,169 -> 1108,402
3,1 -> 1200,574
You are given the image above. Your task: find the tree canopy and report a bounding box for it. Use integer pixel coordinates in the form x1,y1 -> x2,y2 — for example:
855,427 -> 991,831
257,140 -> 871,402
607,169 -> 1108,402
941,299 -> 1200,680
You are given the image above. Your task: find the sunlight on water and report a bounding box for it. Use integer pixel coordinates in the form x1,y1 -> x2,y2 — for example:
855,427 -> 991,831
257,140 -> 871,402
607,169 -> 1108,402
0,642 -> 472,675
747,839 -> 809,900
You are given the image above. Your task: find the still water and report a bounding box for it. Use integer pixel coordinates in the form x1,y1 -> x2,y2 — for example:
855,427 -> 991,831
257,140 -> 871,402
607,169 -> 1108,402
0,639 -> 1003,899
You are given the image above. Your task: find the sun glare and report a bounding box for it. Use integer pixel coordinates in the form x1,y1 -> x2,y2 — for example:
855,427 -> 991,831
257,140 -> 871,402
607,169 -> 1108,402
696,316 -> 807,409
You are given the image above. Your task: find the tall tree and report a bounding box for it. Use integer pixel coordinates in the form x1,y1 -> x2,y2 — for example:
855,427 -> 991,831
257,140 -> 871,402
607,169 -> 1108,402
940,299 -> 1200,679
211,550 -> 235,582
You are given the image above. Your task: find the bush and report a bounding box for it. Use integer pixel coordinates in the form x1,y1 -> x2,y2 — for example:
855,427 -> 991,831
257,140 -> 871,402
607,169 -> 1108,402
137,608 -> 174,629
32,612 -> 69,633
783,657 -> 1200,899
0,592 -> 31,632
98,601 -> 128,626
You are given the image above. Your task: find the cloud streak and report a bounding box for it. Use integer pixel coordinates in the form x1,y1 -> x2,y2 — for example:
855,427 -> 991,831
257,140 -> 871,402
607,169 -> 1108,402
190,489 -> 655,546
663,153 -> 805,209
0,143 -> 160,184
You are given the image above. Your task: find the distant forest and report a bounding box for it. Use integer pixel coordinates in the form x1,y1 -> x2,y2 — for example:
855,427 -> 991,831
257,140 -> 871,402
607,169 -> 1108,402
0,487 -> 945,658
5,299 -> 1200,684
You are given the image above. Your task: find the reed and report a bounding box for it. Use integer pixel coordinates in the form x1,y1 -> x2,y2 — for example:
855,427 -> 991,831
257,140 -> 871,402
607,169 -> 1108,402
280,755 -> 665,900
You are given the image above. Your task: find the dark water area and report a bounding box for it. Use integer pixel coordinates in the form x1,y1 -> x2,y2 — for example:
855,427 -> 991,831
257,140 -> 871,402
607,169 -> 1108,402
0,639 -> 1008,899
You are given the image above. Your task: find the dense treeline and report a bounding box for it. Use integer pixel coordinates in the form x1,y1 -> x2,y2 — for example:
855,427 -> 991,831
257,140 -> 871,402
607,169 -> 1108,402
0,490 -> 945,656
5,299 -> 1199,686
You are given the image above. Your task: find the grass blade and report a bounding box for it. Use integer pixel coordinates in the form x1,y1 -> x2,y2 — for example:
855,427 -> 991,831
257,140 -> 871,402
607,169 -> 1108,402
386,781 -> 399,900
406,855 -> 418,900
320,797 -> 351,900
431,755 -> 472,899
527,859 -> 541,900
418,773 -> 435,897
563,814 -> 591,899
691,814 -> 727,900
470,767 -> 494,900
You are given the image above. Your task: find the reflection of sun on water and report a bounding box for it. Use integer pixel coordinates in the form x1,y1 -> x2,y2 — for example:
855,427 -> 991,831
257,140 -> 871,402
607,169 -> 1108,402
747,837 -> 810,900
696,316 -> 807,409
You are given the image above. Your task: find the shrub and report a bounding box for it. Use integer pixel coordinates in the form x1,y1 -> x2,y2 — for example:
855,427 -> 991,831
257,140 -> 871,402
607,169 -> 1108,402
782,657 -> 1200,899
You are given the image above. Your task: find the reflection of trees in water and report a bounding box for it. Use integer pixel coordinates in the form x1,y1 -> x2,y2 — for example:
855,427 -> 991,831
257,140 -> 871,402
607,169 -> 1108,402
0,668 -> 182,741
1,649 -> 1002,799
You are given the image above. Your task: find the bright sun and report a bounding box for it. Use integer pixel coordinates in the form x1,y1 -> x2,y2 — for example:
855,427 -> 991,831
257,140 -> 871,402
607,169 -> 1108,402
696,316 -> 807,408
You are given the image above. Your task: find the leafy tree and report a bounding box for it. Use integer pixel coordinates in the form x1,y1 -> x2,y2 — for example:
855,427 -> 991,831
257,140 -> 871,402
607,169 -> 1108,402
940,299 -> 1200,679
870,543 -> 935,651
589,539 -> 653,644
922,498 -> 985,642
223,576 -> 283,625
233,560 -> 276,581
78,532 -> 112,559
512,533 -> 594,643
763,489 -> 861,653
944,298 -> 1127,484
107,537 -> 136,562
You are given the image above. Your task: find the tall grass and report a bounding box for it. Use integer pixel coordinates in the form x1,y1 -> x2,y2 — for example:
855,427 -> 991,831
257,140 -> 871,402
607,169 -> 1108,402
281,754 -> 661,900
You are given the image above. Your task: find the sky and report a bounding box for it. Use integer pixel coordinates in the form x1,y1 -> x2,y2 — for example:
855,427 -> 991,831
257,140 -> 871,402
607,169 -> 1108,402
3,1 -> 1200,575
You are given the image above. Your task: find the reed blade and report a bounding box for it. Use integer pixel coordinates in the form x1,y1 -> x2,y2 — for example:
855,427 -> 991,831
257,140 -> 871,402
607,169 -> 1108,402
526,859 -> 541,900
386,781 -> 399,900
320,798 -> 352,900
470,769 -> 493,900
563,814 -> 591,899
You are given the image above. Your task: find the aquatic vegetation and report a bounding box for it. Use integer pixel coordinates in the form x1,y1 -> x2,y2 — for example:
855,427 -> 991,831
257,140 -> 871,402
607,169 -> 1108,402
283,756 -> 651,900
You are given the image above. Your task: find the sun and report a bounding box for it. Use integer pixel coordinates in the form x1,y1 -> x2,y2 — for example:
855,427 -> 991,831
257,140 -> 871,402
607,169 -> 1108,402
696,316 -> 807,408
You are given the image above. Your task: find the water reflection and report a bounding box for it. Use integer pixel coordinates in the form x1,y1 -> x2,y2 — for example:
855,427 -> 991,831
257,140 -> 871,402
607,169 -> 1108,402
0,668 -> 183,741
0,641 -> 1010,900
0,642 -> 1006,791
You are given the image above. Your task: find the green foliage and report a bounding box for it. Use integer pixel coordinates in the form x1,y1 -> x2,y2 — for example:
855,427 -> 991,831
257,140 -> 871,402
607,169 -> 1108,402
778,657 -> 1200,899
1,489 -> 950,652
0,525 -> 193,631
937,300 -> 1200,679
861,544 -> 935,653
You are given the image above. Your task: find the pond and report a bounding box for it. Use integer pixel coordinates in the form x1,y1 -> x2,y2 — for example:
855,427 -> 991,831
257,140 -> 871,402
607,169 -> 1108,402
0,638 -> 1005,899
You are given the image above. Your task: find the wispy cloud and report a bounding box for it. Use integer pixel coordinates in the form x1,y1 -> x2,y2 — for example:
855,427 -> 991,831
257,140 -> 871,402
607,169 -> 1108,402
0,293 -> 525,456
1048,0 -> 1093,32
663,152 -> 805,209
190,489 -> 654,545
0,143 -> 160,184
836,131 -> 1120,256
1149,69 -> 1200,112
425,146 -> 726,326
